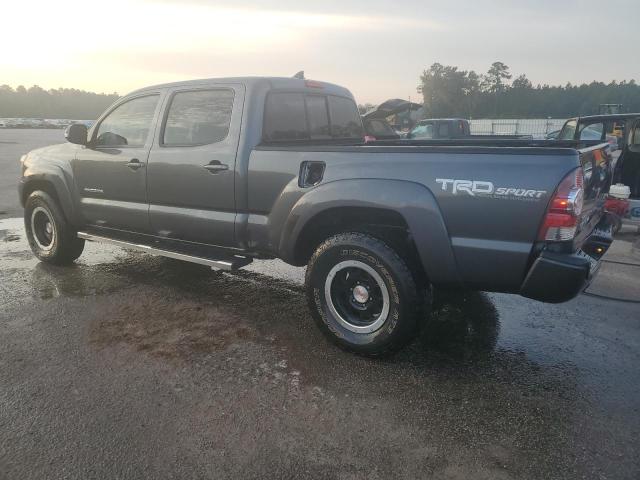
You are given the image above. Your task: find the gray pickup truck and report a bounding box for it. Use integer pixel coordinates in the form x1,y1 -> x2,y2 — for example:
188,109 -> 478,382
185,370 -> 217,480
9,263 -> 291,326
18,76 -> 614,356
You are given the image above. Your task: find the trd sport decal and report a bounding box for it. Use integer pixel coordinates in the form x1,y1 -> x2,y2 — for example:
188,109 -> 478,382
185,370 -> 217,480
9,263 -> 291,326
435,178 -> 547,200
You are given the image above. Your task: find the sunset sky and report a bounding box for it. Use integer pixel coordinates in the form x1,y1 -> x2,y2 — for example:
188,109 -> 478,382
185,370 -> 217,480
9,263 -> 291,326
3,0 -> 637,104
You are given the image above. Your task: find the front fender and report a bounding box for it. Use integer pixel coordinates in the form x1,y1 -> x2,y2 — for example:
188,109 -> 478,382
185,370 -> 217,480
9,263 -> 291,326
20,165 -> 79,226
279,179 -> 461,286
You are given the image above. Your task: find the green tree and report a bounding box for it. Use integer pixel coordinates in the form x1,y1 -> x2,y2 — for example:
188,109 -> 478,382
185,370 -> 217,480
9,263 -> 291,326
512,74 -> 532,89
0,85 -> 120,119
417,61 -> 640,118
418,63 -> 476,117
482,61 -> 512,93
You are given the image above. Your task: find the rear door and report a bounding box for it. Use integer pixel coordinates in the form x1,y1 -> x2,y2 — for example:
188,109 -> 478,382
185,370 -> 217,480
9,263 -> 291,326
72,93 -> 162,232
146,84 -> 244,247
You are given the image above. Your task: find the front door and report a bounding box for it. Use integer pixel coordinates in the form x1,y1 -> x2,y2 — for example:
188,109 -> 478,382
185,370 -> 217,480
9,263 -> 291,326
72,93 -> 162,232
146,85 -> 243,247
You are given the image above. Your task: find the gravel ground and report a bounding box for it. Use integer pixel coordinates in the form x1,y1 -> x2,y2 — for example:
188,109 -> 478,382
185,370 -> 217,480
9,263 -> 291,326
0,130 -> 639,479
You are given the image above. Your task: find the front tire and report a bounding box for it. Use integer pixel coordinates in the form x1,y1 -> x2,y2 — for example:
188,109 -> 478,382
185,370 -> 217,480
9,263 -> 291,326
305,232 -> 430,356
24,190 -> 84,265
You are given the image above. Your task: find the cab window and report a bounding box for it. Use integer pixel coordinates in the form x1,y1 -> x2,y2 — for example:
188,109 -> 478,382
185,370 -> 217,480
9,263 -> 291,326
163,89 -> 234,146
579,122 -> 604,140
328,96 -> 364,139
559,119 -> 577,140
263,93 -> 363,142
438,122 -> 450,138
366,119 -> 395,137
95,95 -> 159,147
410,122 -> 434,139
263,93 -> 308,141
305,95 -> 330,139
629,122 -> 640,149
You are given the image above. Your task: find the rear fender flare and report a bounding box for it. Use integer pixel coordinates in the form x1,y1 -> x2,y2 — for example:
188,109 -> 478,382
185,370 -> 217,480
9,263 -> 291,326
280,179 -> 461,286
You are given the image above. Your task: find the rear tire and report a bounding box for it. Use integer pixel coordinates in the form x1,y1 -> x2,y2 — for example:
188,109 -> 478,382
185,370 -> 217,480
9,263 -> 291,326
305,232 -> 430,357
24,190 -> 84,265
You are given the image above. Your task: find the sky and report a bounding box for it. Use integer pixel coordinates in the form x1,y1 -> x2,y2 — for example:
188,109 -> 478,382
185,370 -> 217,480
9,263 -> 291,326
3,0 -> 638,104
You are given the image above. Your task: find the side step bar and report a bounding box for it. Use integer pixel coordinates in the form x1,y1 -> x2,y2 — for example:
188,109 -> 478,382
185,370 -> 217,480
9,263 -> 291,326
77,232 -> 252,271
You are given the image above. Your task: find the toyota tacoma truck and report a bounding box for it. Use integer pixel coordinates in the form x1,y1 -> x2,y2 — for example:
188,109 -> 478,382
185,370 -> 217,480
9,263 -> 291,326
18,76 -> 614,356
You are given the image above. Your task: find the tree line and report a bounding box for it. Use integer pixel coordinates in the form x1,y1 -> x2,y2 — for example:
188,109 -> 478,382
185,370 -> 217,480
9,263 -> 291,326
0,85 -> 119,119
3,64 -> 640,120
416,62 -> 640,119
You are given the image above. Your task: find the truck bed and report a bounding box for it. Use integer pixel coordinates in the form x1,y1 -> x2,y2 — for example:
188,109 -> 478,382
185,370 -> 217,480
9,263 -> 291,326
249,139 -> 611,293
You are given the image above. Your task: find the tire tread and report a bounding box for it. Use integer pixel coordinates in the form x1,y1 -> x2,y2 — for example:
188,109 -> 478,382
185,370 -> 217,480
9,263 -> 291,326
306,232 -> 430,357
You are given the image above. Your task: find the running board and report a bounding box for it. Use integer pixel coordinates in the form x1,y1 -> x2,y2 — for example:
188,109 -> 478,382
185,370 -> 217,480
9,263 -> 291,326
77,231 -> 252,271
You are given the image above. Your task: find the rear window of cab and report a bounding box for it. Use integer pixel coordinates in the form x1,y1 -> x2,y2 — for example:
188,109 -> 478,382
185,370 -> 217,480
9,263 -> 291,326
263,92 -> 364,143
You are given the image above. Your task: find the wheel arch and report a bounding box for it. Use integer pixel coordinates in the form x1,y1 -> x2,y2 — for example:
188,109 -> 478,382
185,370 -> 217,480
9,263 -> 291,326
279,179 -> 461,286
20,172 -> 78,225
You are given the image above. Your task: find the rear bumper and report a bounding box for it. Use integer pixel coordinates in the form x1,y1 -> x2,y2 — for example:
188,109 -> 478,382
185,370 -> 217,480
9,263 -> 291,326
520,214 -> 614,303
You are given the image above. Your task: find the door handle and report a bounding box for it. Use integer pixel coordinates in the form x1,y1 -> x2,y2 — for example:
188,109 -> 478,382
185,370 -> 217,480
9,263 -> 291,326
204,161 -> 229,174
126,159 -> 145,170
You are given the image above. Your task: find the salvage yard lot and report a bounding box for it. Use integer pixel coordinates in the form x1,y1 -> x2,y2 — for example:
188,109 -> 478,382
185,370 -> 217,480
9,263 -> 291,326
1,129 -> 639,479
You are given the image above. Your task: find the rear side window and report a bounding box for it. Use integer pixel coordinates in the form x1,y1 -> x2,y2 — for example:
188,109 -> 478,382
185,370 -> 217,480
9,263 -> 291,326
328,96 -> 364,139
163,89 -> 234,146
263,92 -> 363,142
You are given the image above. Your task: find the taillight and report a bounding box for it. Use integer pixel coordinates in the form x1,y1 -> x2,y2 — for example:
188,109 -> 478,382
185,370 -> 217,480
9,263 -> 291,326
538,168 -> 584,241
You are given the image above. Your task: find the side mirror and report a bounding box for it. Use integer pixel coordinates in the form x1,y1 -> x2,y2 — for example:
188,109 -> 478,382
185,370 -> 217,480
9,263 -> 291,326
65,123 -> 88,145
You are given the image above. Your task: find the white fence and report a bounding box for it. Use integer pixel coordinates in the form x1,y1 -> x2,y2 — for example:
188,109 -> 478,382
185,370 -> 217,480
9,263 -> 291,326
469,119 -> 567,137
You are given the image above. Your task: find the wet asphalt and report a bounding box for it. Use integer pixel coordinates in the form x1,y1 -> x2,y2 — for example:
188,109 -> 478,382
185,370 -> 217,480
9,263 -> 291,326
1,130 -> 640,479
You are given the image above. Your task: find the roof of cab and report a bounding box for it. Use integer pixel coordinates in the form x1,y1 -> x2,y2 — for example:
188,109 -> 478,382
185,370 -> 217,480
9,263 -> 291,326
128,76 -> 354,98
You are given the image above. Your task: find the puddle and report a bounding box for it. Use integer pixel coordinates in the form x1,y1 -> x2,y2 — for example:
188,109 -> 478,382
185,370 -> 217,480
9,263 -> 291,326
30,262 -> 132,299
89,290 -> 257,359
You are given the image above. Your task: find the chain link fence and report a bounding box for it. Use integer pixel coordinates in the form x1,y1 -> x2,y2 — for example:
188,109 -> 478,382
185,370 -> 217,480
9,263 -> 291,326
469,119 -> 567,138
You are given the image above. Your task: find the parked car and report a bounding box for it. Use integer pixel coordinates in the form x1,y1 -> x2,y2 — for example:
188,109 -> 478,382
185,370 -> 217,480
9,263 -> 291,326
558,114 -> 640,229
361,98 -> 421,141
557,114 -> 638,147
19,76 -> 614,356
